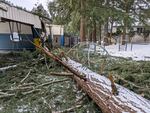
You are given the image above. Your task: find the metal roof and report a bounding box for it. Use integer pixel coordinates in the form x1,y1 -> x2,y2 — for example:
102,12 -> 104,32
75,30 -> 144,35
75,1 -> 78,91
0,1 -> 42,28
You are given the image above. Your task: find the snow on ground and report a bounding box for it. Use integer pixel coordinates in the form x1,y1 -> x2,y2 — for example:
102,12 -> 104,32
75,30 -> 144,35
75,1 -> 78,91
105,44 -> 150,61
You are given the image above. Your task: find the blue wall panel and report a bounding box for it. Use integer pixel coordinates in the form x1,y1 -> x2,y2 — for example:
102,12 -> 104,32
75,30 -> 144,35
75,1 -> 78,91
60,35 -> 64,46
0,34 -> 35,50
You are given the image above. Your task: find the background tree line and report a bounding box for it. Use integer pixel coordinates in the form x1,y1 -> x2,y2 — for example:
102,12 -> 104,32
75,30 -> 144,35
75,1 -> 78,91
33,0 -> 150,44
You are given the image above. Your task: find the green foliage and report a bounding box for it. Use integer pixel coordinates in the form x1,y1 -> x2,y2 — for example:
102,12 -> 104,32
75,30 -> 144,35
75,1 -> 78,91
105,60 -> 150,99
47,0 -> 150,38
0,51 -> 102,113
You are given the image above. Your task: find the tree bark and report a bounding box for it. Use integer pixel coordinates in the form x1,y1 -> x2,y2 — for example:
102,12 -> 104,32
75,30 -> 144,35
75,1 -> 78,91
92,20 -> 97,43
109,19 -> 114,44
122,21 -> 127,45
80,0 -> 86,42
80,17 -> 86,42
99,23 -> 102,45
89,32 -> 93,42
122,0 -> 128,45
65,59 -> 150,113
104,21 -> 109,37
104,20 -> 109,44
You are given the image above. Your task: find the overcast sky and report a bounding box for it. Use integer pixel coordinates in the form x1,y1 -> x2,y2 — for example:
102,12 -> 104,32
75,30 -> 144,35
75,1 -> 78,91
9,0 -> 51,11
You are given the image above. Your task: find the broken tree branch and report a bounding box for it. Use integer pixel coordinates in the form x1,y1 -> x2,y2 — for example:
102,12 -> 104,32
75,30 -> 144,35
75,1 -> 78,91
3,86 -> 34,91
28,40 -> 86,81
2,79 -> 70,93
0,93 -> 15,99
49,72 -> 73,77
39,47 -> 86,81
0,88 -> 49,99
114,74 -> 150,90
20,69 -> 32,83
57,105 -> 82,113
18,83 -> 36,87
22,89 -> 41,95
0,89 -> 41,99
36,79 -> 70,88
0,65 -> 17,71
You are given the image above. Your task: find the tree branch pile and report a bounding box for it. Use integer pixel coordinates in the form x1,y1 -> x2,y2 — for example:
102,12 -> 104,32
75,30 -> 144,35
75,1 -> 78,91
40,46 -> 150,113
0,51 -> 99,113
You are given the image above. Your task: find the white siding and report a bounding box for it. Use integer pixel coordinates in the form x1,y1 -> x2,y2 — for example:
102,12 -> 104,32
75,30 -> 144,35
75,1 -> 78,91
0,22 -> 9,33
0,2 -> 41,28
46,24 -> 64,35
0,22 -> 32,34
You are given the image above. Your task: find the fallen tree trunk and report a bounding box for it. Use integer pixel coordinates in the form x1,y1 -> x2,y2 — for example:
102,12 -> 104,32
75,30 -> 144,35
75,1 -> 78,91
37,47 -> 150,113
39,47 -> 86,81
65,59 -> 150,113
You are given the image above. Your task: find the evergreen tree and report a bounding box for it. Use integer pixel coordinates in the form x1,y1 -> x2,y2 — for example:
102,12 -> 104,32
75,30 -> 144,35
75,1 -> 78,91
32,4 -> 49,18
47,0 -> 150,43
